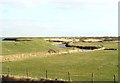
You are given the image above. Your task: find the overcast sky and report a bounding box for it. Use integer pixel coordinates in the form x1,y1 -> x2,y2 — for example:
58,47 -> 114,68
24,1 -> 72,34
0,0 -> 119,37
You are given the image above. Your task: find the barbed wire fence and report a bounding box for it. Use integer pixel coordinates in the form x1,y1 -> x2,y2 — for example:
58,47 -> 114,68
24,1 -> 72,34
1,68 -> 118,82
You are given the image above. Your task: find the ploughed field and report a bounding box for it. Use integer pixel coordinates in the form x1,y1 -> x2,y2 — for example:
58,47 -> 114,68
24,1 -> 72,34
1,38 -> 118,81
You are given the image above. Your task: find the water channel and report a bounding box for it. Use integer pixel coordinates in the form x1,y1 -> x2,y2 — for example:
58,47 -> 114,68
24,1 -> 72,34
55,44 -> 98,50
55,44 -> 66,48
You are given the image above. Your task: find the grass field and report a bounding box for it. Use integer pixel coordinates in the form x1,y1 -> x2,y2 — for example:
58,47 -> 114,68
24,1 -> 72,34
71,42 -> 118,49
2,50 -> 118,81
1,38 -> 67,55
1,38 -> 118,81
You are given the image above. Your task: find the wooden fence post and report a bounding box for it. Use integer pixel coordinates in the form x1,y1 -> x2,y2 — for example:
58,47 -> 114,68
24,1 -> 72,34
7,67 -> 10,77
26,68 -> 29,78
46,70 -> 48,80
113,74 -> 116,83
91,73 -> 94,83
68,72 -> 71,82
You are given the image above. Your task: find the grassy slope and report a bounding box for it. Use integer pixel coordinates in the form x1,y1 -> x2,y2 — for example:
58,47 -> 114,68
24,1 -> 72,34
1,38 -> 65,55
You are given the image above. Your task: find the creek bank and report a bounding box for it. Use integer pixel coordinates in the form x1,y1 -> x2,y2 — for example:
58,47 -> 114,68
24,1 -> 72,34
104,48 -> 117,50
55,42 -> 103,50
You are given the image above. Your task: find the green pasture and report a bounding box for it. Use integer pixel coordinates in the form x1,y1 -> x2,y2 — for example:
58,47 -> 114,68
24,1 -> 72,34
1,38 -> 118,81
2,50 -> 118,81
1,38 -> 67,55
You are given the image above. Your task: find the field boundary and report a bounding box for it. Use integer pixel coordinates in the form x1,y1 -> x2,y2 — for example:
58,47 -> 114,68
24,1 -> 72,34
1,71 -> 118,82
0,47 -> 105,62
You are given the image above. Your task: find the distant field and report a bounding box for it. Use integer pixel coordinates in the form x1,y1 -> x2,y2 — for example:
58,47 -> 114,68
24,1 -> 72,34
1,38 -> 118,81
1,38 -> 68,55
71,42 -> 118,49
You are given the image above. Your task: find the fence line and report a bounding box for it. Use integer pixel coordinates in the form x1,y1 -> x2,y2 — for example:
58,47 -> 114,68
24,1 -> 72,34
2,68 -> 118,82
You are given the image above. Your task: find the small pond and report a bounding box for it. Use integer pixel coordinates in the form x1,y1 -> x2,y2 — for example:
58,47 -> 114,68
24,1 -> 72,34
55,44 -> 66,48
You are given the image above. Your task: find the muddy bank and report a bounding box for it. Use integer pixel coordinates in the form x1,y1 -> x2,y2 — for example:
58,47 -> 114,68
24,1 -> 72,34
63,43 -> 103,50
104,48 -> 117,50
